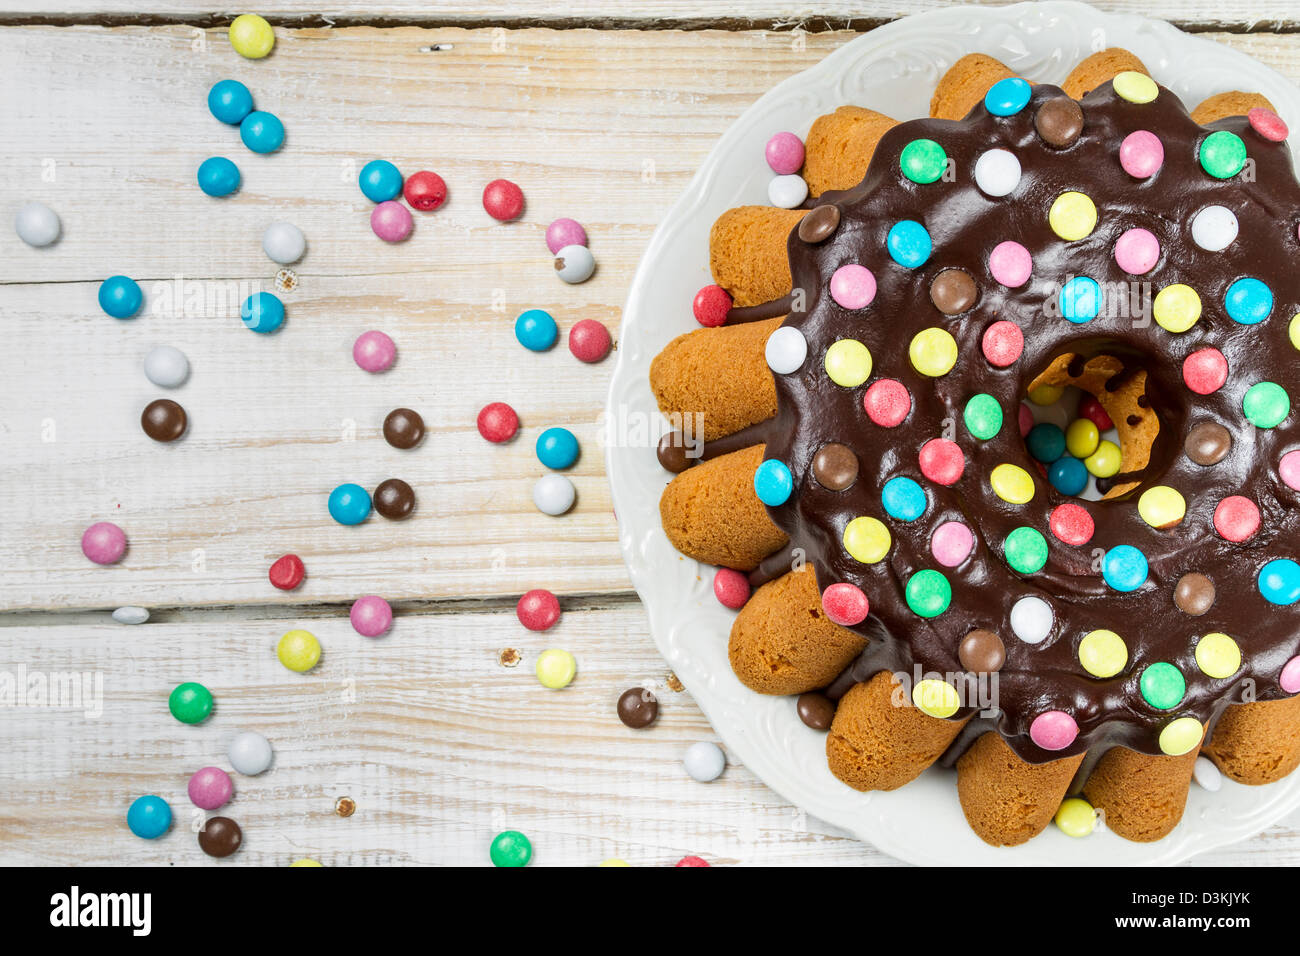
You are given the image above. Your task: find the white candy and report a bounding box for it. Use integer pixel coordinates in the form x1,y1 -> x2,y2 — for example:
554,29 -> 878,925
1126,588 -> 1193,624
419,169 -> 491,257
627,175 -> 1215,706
111,606 -> 149,625
143,345 -> 190,388
768,174 -> 808,209
1010,595 -> 1053,644
1190,205 -> 1238,252
533,474 -> 576,516
764,326 -> 807,374
554,244 -> 595,284
1193,755 -> 1223,792
683,741 -> 726,782
14,201 -> 61,247
973,149 -> 1021,197
262,221 -> 306,265
228,731 -> 274,776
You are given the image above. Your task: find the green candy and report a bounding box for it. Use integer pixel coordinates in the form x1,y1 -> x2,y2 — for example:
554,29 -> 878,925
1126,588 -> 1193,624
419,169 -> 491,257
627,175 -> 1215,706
490,829 -> 533,867
905,569 -> 951,618
964,393 -> 1003,440
1243,381 -> 1290,429
1004,526 -> 1048,574
900,138 -> 947,184
168,682 -> 213,724
1139,662 -> 1186,710
1199,130 -> 1247,179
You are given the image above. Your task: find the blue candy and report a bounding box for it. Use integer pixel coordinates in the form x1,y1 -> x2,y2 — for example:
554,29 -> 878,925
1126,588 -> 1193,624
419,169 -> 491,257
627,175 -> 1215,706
98,275 -> 143,319
241,292 -> 285,333
240,111 -> 285,153
536,427 -> 579,470
753,459 -> 793,506
1224,277 -> 1273,325
207,79 -> 253,125
127,795 -> 172,839
882,475 -> 927,521
985,77 -> 1032,116
358,160 -> 403,202
197,156 -> 241,197
1048,456 -> 1088,496
1026,423 -> 1066,463
886,220 -> 932,268
515,309 -> 558,351
1103,545 -> 1149,592
329,483 -> 372,525
1259,558 -> 1300,606
1060,276 -> 1102,323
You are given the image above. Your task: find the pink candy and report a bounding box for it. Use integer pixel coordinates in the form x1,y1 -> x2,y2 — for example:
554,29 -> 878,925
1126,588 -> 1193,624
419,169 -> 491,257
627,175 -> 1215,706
353,330 -> 396,372
1280,450 -> 1300,491
1183,347 -> 1228,395
188,766 -> 233,810
1248,107 -> 1289,142
1281,656 -> 1300,694
350,595 -> 393,638
862,379 -> 911,427
546,218 -> 587,254
918,438 -> 964,486
713,568 -> 751,610
765,132 -> 805,175
371,200 -> 413,242
930,521 -> 974,568
516,589 -> 561,631
1119,130 -> 1163,178
1030,710 -> 1078,751
81,521 -> 127,565
981,320 -> 1024,367
1018,403 -> 1034,437
568,319 -> 611,363
1214,496 -> 1260,542
988,240 -> 1031,288
1114,227 -> 1160,275
821,582 -> 868,626
829,264 -> 876,310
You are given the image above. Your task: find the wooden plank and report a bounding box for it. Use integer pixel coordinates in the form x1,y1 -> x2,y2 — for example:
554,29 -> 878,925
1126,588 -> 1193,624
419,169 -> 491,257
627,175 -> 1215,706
2,605 -> 1296,865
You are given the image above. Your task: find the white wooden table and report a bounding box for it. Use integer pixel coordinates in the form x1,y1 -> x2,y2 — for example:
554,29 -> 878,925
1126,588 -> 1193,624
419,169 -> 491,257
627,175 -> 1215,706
3,1 -> 1300,866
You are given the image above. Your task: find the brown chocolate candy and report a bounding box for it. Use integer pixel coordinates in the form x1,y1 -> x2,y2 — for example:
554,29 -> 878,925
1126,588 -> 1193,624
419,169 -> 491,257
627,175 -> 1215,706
929,268 -> 978,315
1184,422 -> 1232,465
617,687 -> 658,728
383,408 -> 425,449
958,629 -> 1006,674
1035,96 -> 1084,148
373,478 -> 415,520
141,399 -> 187,443
1174,572 -> 1216,616
197,816 -> 242,858
796,691 -> 835,731
797,204 -> 840,244
812,442 -> 858,491
656,432 -> 692,474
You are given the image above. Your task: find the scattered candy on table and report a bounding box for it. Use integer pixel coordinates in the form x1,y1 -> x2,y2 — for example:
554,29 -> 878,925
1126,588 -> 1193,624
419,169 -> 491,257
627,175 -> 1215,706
98,275 -> 143,319
328,482 -> 371,525
617,687 -> 658,728
208,79 -> 253,125
358,160 -> 403,202
13,200 -> 60,247
535,426 -> 579,470
353,330 -> 396,372
764,131 -> 805,174
290,858 -> 323,867
81,521 -> 127,565
482,178 -> 524,221
514,308 -> 558,351
545,217 -> 586,253
112,606 -> 149,625
198,816 -> 243,857
713,567 -> 751,609
535,648 -> 577,689
532,474 -> 576,516
567,319 -> 611,363
262,221 -> 306,264
241,291 -> 285,333
599,858 -> 630,867
554,244 -> 595,283
517,589 -> 561,631
188,766 -> 234,810
373,478 -> 415,519
228,14 -> 275,59
490,830 -> 532,867
403,170 -> 447,211
197,156 -> 241,197
268,553 -> 305,590
169,681 -> 214,724
692,284 -> 732,327
240,111 -> 285,153
383,407 -> 425,448
143,345 -> 190,388
350,595 -> 393,637
477,402 -> 519,443
228,731 -> 274,775
371,200 -> 413,242
277,628 -> 321,673
141,398 -> 188,442
683,741 -> 725,782
127,795 -> 172,840
675,855 -> 710,868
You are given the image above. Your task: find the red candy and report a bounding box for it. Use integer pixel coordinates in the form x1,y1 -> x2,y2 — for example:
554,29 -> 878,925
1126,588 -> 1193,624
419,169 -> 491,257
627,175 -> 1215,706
674,856 -> 710,867
692,285 -> 732,328
1182,347 -> 1228,395
712,568 -> 751,609
268,553 -> 305,591
1049,503 -> 1094,545
516,589 -> 561,631
1248,107 -> 1289,142
403,170 -> 447,211
918,438 -> 965,486
477,402 -> 519,443
981,320 -> 1024,367
1213,496 -> 1260,542
482,178 -> 524,221
822,582 -> 868,626
1077,393 -> 1113,431
863,379 -> 911,427
568,319 -> 612,363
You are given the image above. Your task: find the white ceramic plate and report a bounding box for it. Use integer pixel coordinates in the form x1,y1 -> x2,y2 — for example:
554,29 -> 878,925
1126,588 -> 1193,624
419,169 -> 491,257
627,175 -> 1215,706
605,0 -> 1300,865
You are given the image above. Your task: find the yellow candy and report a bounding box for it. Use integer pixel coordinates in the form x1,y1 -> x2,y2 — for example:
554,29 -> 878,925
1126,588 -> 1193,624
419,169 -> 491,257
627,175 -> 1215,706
1085,440 -> 1121,478
1065,419 -> 1099,458
290,858 -> 323,867
277,629 -> 321,673
1152,284 -> 1201,333
909,328 -> 958,377
1054,797 -> 1098,838
536,648 -> 577,689
1137,485 -> 1186,529
912,679 -> 960,718
1159,717 -> 1205,756
229,14 -> 275,59
1113,70 -> 1158,104
1027,383 -> 1064,406
1078,629 -> 1128,678
599,858 -> 630,867
1195,632 -> 1242,679
1290,313 -> 1300,351
843,516 -> 891,564
1048,191 -> 1097,241
990,463 -> 1035,504
825,339 -> 873,387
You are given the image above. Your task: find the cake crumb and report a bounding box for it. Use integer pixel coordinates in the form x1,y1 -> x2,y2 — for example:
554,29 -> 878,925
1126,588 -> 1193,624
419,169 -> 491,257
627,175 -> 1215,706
334,796 -> 356,818
498,647 -> 521,668
665,672 -> 684,693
